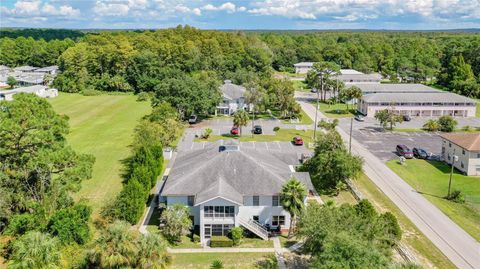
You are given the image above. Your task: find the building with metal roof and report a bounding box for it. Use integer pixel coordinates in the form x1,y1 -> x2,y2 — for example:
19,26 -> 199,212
357,84 -> 476,117
0,85 -> 58,101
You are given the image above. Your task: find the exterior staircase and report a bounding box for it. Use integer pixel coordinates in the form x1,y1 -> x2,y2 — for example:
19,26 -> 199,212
238,217 -> 269,240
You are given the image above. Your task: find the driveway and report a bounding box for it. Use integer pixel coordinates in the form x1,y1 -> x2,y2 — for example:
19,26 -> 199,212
298,99 -> 480,269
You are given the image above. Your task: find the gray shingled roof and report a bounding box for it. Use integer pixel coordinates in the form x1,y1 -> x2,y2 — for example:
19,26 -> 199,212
294,62 -> 315,67
362,92 -> 475,104
356,83 -> 440,94
220,80 -> 245,100
35,65 -> 58,72
162,141 -> 313,205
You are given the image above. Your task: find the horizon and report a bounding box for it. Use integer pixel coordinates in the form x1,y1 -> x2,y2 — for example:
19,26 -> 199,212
1,0 -> 479,30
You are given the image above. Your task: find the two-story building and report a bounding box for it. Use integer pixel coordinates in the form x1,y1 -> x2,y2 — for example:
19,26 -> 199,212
356,84 -> 476,117
441,133 -> 480,176
160,142 -> 314,246
216,80 -> 248,115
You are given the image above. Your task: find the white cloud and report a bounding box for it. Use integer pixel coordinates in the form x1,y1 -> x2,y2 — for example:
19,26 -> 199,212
2,0 -> 80,18
14,0 -> 42,14
201,2 -> 237,13
246,0 -> 480,22
238,6 -> 247,12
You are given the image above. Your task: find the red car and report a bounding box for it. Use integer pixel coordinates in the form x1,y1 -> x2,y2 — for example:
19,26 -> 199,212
293,136 -> 304,146
230,127 -> 239,135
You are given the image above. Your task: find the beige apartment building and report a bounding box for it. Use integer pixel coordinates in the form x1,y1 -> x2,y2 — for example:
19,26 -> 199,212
441,133 -> 480,176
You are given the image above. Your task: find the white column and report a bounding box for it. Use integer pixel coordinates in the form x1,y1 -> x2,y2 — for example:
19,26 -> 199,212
199,206 -> 205,246
234,206 -> 239,227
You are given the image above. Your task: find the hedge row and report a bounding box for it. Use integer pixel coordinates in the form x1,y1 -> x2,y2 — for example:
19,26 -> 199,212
113,143 -> 164,224
210,236 -> 233,247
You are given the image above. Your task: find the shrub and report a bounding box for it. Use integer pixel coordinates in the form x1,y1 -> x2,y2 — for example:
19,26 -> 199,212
115,179 -> 148,224
438,115 -> 457,132
136,92 -> 150,102
462,125 -> 472,131
202,128 -> 213,139
210,236 -> 233,247
423,119 -> 440,132
210,260 -> 224,269
446,189 -> 465,203
4,214 -> 37,236
229,227 -> 243,246
192,234 -> 200,243
47,204 -> 91,245
81,88 -> 102,96
273,126 -> 280,132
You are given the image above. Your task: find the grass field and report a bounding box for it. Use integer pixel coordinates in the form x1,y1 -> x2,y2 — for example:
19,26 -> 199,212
48,93 -> 151,216
170,253 -> 276,269
194,129 -> 315,146
292,80 -> 310,92
386,159 -> 480,241
354,173 -> 456,269
476,103 -> 480,118
317,101 -> 355,118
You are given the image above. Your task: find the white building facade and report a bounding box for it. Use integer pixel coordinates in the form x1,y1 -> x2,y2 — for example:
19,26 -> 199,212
356,84 -> 476,117
216,80 -> 248,115
441,133 -> 480,176
160,143 -> 314,246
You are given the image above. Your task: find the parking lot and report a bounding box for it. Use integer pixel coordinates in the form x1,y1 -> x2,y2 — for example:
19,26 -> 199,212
344,127 -> 443,162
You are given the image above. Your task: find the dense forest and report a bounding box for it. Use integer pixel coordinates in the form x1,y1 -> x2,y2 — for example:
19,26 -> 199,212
0,28 -> 84,41
0,27 -> 479,97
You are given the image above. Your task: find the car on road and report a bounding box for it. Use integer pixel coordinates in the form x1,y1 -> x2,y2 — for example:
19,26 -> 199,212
293,136 -> 304,146
413,147 -> 428,159
311,88 -> 318,93
253,125 -> 263,134
230,127 -> 239,135
188,114 -> 197,124
354,114 -> 365,122
396,144 -> 413,159
403,115 -> 411,121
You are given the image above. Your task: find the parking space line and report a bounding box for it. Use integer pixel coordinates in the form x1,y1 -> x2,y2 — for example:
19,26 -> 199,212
265,142 -> 269,150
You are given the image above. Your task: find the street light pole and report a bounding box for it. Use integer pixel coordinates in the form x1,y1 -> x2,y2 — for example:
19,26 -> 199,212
313,73 -> 323,142
448,149 -> 457,197
349,117 -> 353,154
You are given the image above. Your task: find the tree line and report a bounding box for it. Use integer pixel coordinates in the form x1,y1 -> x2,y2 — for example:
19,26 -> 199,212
0,28 -> 85,41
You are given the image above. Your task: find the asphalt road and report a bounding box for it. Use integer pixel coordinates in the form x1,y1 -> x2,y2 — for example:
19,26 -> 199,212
298,100 -> 480,269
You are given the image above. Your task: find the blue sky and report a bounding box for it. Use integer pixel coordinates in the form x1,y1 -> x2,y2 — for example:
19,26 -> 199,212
1,0 -> 479,30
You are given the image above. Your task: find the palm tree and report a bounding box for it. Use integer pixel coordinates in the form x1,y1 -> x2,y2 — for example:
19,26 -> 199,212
423,119 -> 440,132
136,233 -> 171,269
233,109 -> 249,136
88,220 -> 138,268
9,231 -> 61,269
280,178 -> 308,239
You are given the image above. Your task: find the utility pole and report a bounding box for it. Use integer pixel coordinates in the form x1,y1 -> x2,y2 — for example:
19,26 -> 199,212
251,104 -> 255,138
313,73 -> 323,141
448,149 -> 457,197
349,117 -> 353,154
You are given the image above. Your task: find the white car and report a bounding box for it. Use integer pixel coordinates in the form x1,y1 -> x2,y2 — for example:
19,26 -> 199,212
188,115 -> 197,124
354,114 -> 365,122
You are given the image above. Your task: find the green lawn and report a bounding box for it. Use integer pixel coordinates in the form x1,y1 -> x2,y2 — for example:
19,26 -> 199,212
476,103 -> 480,118
354,173 -> 456,269
48,93 -> 151,216
195,129 -> 315,146
238,237 -> 273,248
316,101 -> 355,118
291,80 -> 310,92
170,253 -> 276,269
281,109 -> 314,125
320,190 -> 357,205
386,160 -> 480,241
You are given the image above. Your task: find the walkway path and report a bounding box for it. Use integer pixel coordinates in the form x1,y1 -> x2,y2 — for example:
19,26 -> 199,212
298,99 -> 480,269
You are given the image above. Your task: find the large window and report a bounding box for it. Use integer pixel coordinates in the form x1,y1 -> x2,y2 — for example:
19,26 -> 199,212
253,196 -> 259,206
272,216 -> 285,226
272,196 -> 279,206
204,206 -> 234,218
206,224 -> 233,237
